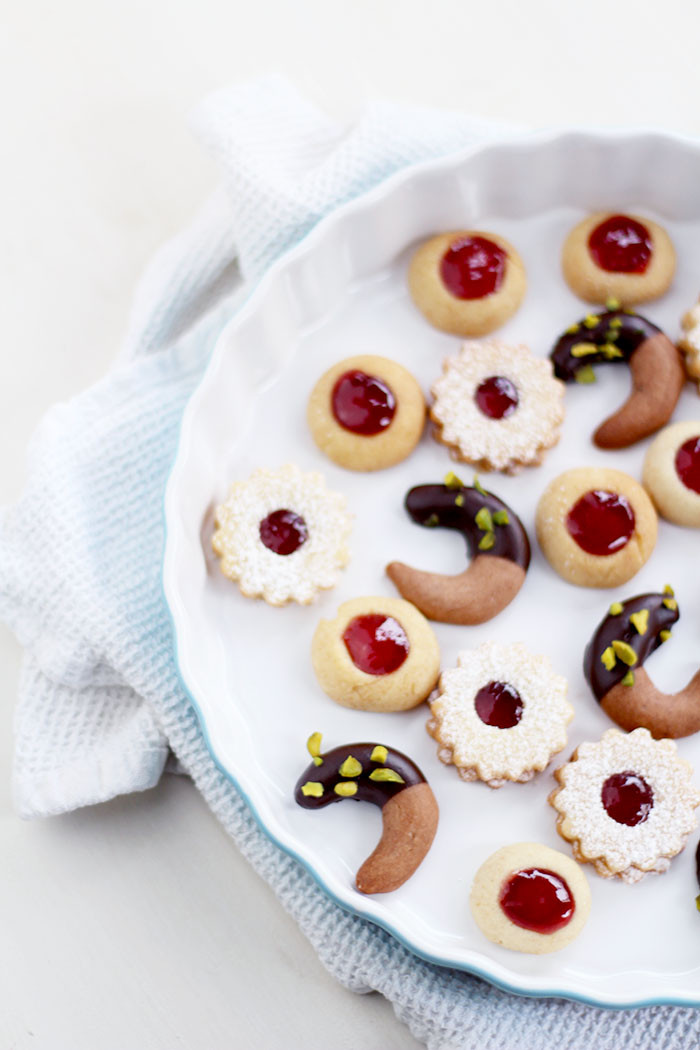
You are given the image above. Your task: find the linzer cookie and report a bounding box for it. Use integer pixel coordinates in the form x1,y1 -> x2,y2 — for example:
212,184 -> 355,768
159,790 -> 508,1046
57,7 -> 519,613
311,596 -> 440,712
408,230 -> 526,336
294,733 -> 439,894
561,212 -> 675,305
550,728 -> 700,883
427,642 -> 573,788
584,587 -> 700,739
643,421 -> 700,527
470,843 -> 591,954
211,464 -> 352,605
306,355 -> 425,471
550,306 -> 684,449
430,340 -> 565,472
535,467 -> 657,588
386,476 -> 530,625
679,297 -> 700,388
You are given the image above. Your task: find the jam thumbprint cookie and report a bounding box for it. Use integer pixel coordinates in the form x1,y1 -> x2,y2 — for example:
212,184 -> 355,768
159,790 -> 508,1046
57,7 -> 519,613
430,340 -> 565,472
470,843 -> 591,953
551,306 -> 684,449
561,212 -> 675,306
307,355 -> 425,471
408,230 -> 526,336
295,733 -> 439,894
427,642 -> 573,787
536,467 -> 657,588
643,421 -> 700,528
584,587 -> 700,739
311,596 -> 440,712
679,296 -> 700,390
211,464 -> 352,605
386,476 -> 530,625
550,728 -> 700,883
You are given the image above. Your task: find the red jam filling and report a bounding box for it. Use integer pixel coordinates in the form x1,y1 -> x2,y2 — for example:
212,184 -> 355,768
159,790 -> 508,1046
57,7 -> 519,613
601,771 -> 654,826
565,490 -> 635,556
474,680 -> 523,729
331,370 -> 396,436
439,235 -> 507,300
499,868 -> 575,935
259,509 -> 308,556
588,214 -> 652,274
474,375 -> 519,420
675,437 -> 700,495
342,614 -> 409,676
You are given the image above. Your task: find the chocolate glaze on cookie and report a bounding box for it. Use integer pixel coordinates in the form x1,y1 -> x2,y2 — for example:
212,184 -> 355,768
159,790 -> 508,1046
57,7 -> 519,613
584,591 -> 679,702
295,741 -> 425,810
550,308 -> 684,449
404,483 -> 531,570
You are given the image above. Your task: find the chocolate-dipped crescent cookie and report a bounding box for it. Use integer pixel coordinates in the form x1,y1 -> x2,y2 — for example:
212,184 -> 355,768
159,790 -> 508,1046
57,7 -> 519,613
584,587 -> 700,739
551,307 -> 685,449
386,478 -> 530,625
295,734 -> 438,894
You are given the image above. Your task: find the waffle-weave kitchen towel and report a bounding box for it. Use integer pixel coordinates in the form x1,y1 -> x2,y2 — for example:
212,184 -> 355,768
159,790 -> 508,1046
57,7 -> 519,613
2,75 -> 698,1049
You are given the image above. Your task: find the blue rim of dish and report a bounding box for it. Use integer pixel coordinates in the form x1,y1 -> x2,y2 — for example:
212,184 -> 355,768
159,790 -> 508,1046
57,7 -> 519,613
161,126 -> 700,1011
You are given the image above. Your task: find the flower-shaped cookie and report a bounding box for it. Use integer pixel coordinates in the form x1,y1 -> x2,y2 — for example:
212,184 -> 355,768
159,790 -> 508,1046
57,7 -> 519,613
430,341 -> 565,473
550,728 -> 700,883
211,464 -> 352,605
427,642 -> 573,787
679,297 -> 700,389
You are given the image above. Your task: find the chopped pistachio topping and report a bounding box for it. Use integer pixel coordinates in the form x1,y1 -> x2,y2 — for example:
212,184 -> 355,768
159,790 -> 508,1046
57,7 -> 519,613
455,494 -> 465,507
660,629 -> 672,643
612,640 -> 638,666
425,513 -> 439,528
606,297 -> 621,311
478,531 -> 496,551
339,755 -> 362,778
695,893 -> 700,913
492,509 -> 509,526
583,313 -> 600,329
369,768 -> 405,784
574,364 -> 596,384
609,602 -> 624,616
306,732 -> 323,759
334,781 -> 358,797
570,342 -> 599,358
630,609 -> 650,635
473,475 -> 487,496
475,507 -> 494,532
444,471 -> 465,489
601,343 -> 623,360
370,745 -> 388,764
601,646 -> 617,671
663,597 -> 678,611
301,782 -> 324,798
621,669 -> 635,687
313,756 -> 323,767
566,322 -> 581,334
608,316 -> 623,328
605,328 -> 619,342
664,584 -> 675,597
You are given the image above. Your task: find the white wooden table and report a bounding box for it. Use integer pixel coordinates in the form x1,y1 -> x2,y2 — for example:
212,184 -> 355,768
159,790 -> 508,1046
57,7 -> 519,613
3,2 -> 700,1046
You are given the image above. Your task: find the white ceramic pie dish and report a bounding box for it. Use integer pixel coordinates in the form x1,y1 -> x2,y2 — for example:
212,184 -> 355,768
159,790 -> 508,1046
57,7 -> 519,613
163,128 -> 700,1007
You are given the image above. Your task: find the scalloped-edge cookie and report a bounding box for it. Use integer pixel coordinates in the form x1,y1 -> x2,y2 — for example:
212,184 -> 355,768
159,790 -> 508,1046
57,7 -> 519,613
430,340 -> 565,473
427,641 -> 573,788
211,464 -> 352,605
549,727 -> 700,883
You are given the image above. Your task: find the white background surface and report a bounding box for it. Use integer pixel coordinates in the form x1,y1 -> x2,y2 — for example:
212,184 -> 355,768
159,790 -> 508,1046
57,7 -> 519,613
3,2 -> 700,1047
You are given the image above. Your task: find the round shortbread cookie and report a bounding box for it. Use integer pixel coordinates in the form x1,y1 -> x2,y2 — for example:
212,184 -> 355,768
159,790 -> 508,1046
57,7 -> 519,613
561,212 -> 675,306
307,355 -> 426,471
642,421 -> 700,527
535,467 -> 657,588
311,596 -> 441,712
470,843 -> 591,954
408,230 -> 526,336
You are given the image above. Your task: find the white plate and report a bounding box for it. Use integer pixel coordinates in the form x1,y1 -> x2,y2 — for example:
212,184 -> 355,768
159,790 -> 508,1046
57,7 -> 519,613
163,129 -> 700,1008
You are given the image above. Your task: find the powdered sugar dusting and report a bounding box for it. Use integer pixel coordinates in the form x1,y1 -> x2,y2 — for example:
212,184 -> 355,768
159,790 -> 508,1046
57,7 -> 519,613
551,728 -> 700,882
428,641 -> 573,787
212,464 -> 352,605
430,340 -> 565,472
